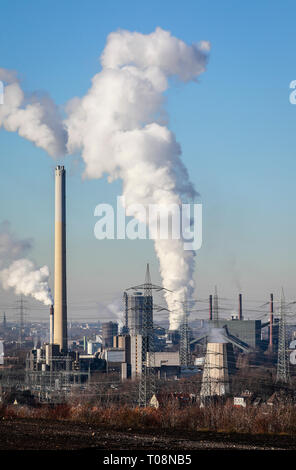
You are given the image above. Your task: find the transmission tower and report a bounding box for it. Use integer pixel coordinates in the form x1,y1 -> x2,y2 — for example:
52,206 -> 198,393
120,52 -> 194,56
126,263 -> 170,406
180,299 -> 191,367
2,312 -> 7,329
213,286 -> 219,327
17,296 -> 27,348
276,289 -> 290,384
138,264 -> 155,406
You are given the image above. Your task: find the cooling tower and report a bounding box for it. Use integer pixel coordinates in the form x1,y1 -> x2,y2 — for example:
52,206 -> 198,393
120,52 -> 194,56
53,165 -> 67,352
200,328 -> 231,399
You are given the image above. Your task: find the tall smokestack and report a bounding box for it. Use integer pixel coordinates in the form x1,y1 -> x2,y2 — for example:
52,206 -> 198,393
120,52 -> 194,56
53,166 -> 67,352
238,293 -> 243,320
269,293 -> 274,351
209,295 -> 213,321
49,304 -> 54,344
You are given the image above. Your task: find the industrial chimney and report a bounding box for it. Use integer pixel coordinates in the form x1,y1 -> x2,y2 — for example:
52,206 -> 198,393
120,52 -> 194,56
209,294 -> 213,321
53,166 -> 67,352
269,293 -> 274,351
238,293 -> 243,320
49,304 -> 54,344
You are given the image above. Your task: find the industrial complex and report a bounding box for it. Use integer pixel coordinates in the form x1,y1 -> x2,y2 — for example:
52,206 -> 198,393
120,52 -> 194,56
0,166 -> 295,408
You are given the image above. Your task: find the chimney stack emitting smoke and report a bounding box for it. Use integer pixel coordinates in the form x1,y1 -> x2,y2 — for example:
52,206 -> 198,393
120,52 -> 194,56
0,29 -> 211,330
269,293 -> 274,350
66,28 -> 210,330
0,222 -> 53,305
53,166 -> 67,352
209,294 -> 213,321
49,304 -> 54,344
238,293 -> 243,320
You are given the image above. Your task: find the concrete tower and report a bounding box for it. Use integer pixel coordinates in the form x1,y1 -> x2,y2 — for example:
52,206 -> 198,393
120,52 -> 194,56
200,328 -> 232,400
53,165 -> 67,352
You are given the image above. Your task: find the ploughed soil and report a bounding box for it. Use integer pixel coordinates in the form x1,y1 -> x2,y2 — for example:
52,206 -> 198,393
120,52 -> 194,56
1,417 -> 296,452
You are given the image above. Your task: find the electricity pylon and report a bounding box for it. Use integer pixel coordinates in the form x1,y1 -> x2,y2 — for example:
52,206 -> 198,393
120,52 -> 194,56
126,263 -> 171,407
16,296 -> 27,348
213,286 -> 219,327
180,298 -> 191,367
276,288 -> 290,384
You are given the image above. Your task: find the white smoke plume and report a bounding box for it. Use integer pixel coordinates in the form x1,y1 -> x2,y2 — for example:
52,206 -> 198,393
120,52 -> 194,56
0,68 -> 67,157
66,28 -> 210,329
98,299 -> 123,329
0,220 -> 32,267
0,28 -> 209,328
0,259 -> 53,306
0,222 -> 53,306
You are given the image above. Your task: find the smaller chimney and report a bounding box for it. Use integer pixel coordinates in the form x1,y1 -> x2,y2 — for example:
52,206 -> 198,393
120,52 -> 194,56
50,305 -> 54,344
238,293 -> 243,320
269,293 -> 274,350
209,294 -> 213,321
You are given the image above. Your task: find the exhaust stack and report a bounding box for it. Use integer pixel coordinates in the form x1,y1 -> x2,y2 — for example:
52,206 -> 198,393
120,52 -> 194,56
53,165 -> 67,352
209,294 -> 213,321
238,293 -> 243,320
269,293 -> 274,351
49,304 -> 54,344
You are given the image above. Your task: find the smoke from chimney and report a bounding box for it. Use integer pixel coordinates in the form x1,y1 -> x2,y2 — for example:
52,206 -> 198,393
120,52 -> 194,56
0,68 -> 67,157
65,28 -> 210,329
0,222 -> 53,306
0,28 -> 210,329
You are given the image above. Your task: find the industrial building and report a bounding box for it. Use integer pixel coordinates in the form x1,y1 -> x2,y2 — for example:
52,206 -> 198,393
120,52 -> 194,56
213,319 -> 262,350
206,293 -> 279,352
0,154 -> 290,415
102,321 -> 118,348
124,291 -> 153,335
19,166 -> 286,408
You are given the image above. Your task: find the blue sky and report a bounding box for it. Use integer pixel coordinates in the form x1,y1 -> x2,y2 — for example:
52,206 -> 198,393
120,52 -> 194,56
1,0 -> 296,322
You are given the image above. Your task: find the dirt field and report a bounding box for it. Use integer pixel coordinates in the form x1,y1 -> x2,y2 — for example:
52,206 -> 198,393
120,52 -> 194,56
1,416 -> 296,452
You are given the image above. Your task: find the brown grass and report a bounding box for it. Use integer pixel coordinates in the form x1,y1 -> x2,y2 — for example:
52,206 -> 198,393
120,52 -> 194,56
1,402 -> 296,435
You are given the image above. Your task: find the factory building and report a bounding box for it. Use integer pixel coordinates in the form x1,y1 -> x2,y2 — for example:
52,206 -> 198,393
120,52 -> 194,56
87,340 -> 102,355
147,351 -> 180,368
124,291 -> 153,335
102,322 -> 118,348
120,287 -> 154,379
213,319 -> 262,350
105,349 -> 126,363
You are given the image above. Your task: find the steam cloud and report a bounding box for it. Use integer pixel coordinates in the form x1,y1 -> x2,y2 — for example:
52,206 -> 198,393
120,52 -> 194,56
0,222 -> 53,306
1,28 -> 210,328
66,28 -> 209,329
98,299 -> 123,329
0,68 -> 67,157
